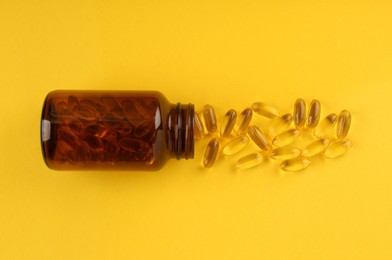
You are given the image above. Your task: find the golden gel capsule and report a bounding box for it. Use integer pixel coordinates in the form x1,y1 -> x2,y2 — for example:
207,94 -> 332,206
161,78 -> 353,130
324,139 -> 353,159
235,108 -> 253,135
248,125 -> 270,151
337,110 -> 351,140
222,136 -> 250,156
272,129 -> 300,148
280,157 -> 311,172
220,109 -> 237,137
313,113 -> 337,138
269,113 -> 293,136
194,113 -> 205,139
202,104 -> 218,134
203,138 -> 220,168
294,98 -> 306,129
307,99 -> 321,128
251,102 -> 280,119
270,147 -> 301,160
235,152 -> 264,171
302,138 -> 330,158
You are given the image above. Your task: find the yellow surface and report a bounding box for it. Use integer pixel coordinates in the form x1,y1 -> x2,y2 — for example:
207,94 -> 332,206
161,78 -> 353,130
1,1 -> 392,259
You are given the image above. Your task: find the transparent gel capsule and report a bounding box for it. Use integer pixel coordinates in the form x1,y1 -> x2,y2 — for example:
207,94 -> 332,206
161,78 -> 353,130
294,98 -> 306,129
336,110 -> 351,140
324,139 -> 353,159
194,113 -> 205,139
248,125 -> 270,151
202,104 -> 218,134
272,129 -> 300,148
269,113 -> 293,136
235,108 -> 253,135
220,109 -> 237,137
222,136 -> 250,156
313,113 -> 337,138
280,157 -> 311,172
251,102 -> 280,119
302,138 -> 330,158
307,99 -> 321,128
270,147 -> 301,160
203,138 -> 220,168
234,152 -> 264,171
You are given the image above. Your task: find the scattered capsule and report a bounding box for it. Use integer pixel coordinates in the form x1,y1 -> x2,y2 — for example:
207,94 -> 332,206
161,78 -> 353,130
294,98 -> 306,129
220,109 -> 237,137
235,108 -> 253,135
222,136 -> 250,156
202,104 -> 218,134
270,147 -> 301,160
337,110 -> 351,140
313,113 -> 337,138
272,129 -> 301,148
269,113 -> 293,136
280,157 -> 311,172
248,125 -> 270,151
302,138 -> 330,158
194,113 -> 205,139
251,102 -> 280,119
307,99 -> 321,128
203,138 -> 220,168
235,152 -> 264,171
324,139 -> 353,159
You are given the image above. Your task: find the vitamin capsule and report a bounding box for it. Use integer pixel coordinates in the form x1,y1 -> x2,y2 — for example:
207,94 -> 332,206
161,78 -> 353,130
234,152 -> 264,171
269,113 -> 293,136
248,125 -> 270,151
336,110 -> 351,140
202,104 -> 218,134
270,147 -> 301,160
194,113 -> 205,139
293,98 -> 306,129
220,109 -> 237,137
324,139 -> 353,159
307,99 -> 321,128
272,129 -> 300,148
313,113 -> 337,138
251,102 -> 280,119
280,157 -> 311,172
203,138 -> 220,168
222,136 -> 250,156
302,138 -> 330,158
235,108 -> 253,135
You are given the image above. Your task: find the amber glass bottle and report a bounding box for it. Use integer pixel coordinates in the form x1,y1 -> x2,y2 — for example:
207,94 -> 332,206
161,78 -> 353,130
41,90 -> 194,170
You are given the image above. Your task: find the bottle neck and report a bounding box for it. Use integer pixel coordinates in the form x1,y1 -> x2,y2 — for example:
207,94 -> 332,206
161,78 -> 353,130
167,103 -> 195,160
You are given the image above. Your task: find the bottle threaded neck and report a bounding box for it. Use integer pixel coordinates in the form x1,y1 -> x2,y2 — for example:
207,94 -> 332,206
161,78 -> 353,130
167,103 -> 194,160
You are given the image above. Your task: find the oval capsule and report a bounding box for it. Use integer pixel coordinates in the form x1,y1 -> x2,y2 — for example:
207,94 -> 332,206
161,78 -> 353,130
270,147 -> 301,160
313,113 -> 337,138
248,125 -> 270,151
193,113 -> 205,139
307,99 -> 321,128
272,129 -> 300,147
222,136 -> 250,156
202,104 -> 218,134
280,157 -> 311,172
336,110 -> 351,140
251,102 -> 280,119
235,108 -> 253,135
302,138 -> 330,158
269,113 -> 293,136
235,152 -> 264,171
220,109 -> 237,137
203,138 -> 220,168
294,98 -> 306,129
324,139 -> 353,159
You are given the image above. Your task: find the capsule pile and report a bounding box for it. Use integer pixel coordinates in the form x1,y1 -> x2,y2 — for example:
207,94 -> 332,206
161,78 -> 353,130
196,99 -> 353,172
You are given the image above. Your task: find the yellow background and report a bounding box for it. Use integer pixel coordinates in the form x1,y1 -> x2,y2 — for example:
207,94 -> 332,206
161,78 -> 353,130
1,0 -> 392,259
